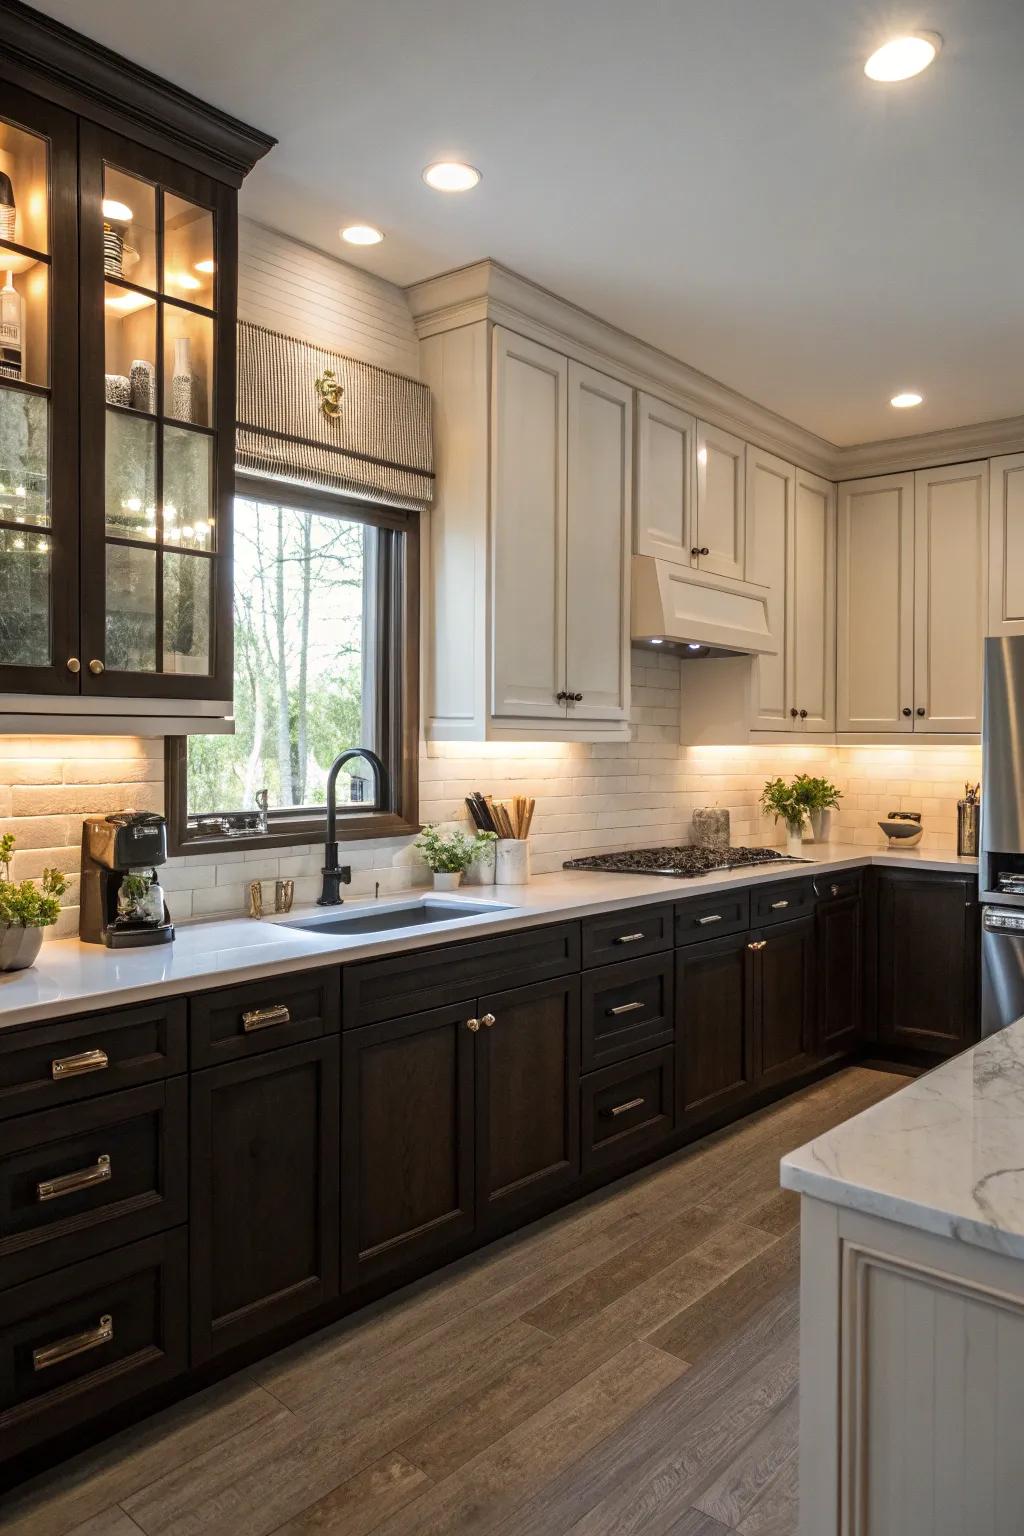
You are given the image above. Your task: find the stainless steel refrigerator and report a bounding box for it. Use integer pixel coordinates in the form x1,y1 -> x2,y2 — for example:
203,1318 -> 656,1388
980,635 -> 1024,1034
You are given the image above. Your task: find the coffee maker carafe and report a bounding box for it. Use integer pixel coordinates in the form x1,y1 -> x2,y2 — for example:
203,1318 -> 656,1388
80,812 -> 174,947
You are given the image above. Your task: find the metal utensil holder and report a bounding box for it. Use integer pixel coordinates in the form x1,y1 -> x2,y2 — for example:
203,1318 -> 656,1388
957,799 -> 980,858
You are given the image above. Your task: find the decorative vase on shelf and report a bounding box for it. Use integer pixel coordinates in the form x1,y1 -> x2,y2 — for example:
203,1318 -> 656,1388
432,871 -> 462,892
129,357 -> 156,414
0,171 -> 16,242
103,221 -> 124,278
171,336 -> 195,423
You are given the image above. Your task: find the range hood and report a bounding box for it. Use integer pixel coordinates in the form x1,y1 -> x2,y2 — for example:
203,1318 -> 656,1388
631,556 -> 777,657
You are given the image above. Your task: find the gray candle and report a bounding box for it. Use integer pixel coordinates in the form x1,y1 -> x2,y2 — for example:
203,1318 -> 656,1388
692,806 -> 730,849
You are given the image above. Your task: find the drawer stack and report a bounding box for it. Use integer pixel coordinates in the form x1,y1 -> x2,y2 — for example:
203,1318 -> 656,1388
0,1000 -> 189,1459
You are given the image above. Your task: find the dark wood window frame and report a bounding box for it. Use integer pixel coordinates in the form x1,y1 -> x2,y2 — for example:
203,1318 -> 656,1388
165,475 -> 420,856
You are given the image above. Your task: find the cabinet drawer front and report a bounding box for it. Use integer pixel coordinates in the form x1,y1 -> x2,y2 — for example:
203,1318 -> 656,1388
581,954 -> 674,1071
813,870 -> 863,903
0,1079 -> 187,1287
750,879 -> 815,927
675,890 -> 750,946
0,1228 -> 188,1459
190,967 -> 340,1067
0,1000 -> 186,1122
581,905 -> 673,968
344,923 -> 580,1027
582,1047 -> 675,1174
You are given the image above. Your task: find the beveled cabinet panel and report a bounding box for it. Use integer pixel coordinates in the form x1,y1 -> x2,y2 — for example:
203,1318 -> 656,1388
746,445 -> 792,729
695,421 -> 746,580
633,392 -> 695,564
989,452 -> 1024,637
791,466 -> 836,732
837,473 -> 915,733
913,460 -> 988,733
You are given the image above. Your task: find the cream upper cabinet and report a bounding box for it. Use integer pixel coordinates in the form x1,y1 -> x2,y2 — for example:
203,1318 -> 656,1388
633,393 -> 695,563
989,452 -> 1024,637
746,446 -> 793,729
837,474 -> 915,733
565,362 -> 632,722
696,421 -> 746,579
490,328 -> 568,721
913,460 -> 988,734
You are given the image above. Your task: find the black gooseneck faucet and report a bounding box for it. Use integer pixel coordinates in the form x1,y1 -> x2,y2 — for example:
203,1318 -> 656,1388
317,747 -> 390,905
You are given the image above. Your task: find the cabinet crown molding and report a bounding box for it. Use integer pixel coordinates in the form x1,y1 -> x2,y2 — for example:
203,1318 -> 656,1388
408,260 -> 1024,483
0,0 -> 276,185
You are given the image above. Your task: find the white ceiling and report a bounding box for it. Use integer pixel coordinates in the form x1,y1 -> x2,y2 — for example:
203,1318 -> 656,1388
33,0 -> 1024,445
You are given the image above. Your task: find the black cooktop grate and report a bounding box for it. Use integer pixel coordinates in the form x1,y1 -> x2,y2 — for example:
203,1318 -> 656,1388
563,845 -> 808,878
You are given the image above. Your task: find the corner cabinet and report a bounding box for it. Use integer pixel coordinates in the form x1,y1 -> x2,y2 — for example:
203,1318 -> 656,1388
421,322 -> 632,742
0,15 -> 271,727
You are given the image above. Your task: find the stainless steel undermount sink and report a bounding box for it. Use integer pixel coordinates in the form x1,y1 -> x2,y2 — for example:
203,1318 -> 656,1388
283,896 -> 514,938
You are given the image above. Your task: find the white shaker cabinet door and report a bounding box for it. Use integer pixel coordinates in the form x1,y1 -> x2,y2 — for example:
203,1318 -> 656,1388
696,421 -> 746,580
989,452 -> 1024,637
490,327 -> 568,720
837,474 -> 915,733
633,392 -> 695,564
913,460 -> 988,734
565,362 -> 633,722
791,467 -> 836,732
745,445 -> 794,730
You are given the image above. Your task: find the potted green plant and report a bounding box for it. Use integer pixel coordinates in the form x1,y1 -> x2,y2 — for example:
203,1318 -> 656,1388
414,824 -> 479,890
759,777 -> 810,856
0,834 -> 68,971
794,774 -> 842,842
464,829 -> 499,886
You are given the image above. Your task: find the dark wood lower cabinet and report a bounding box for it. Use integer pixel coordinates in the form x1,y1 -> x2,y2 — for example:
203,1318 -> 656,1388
817,891 -> 863,1056
341,1002 -> 476,1291
476,976 -> 581,1225
676,930 -> 756,1126
875,871 -> 980,1055
756,916 -> 816,1086
189,1036 -> 340,1364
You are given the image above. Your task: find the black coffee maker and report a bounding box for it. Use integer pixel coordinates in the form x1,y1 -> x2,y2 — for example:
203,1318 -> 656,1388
79,812 -> 174,948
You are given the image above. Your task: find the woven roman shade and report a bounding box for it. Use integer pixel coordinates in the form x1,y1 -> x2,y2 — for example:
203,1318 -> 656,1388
236,321 -> 433,510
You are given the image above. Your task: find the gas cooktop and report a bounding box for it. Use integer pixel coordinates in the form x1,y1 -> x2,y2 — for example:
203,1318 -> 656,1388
563,845 -> 807,878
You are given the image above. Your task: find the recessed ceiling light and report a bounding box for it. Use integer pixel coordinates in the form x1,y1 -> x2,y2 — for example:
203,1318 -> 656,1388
340,224 -> 385,246
422,161 -> 481,193
865,33 -> 941,82
890,391 -> 924,408
101,198 -> 133,222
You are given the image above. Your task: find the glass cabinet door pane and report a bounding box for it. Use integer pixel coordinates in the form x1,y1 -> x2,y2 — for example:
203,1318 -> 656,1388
0,260 -> 47,387
163,551 -> 211,673
163,306 -> 213,428
0,526 -> 49,666
0,118 -> 48,255
102,167 -> 157,291
0,389 -> 49,525
106,543 -> 156,671
104,283 -> 157,411
163,193 -> 214,309
105,410 -> 157,538
164,425 -> 214,550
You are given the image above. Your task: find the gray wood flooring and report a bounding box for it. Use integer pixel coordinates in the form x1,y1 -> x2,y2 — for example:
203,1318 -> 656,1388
3,1066 -> 907,1536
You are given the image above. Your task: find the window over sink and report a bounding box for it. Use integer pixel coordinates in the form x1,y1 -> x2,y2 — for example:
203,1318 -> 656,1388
165,479 -> 419,853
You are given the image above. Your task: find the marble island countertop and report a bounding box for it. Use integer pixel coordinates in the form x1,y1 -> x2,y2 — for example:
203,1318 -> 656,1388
782,1020 -> 1024,1260
0,842 -> 977,1032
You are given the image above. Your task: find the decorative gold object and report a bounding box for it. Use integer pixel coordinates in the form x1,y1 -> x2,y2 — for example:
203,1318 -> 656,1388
274,878 -> 294,913
314,367 -> 344,418
248,879 -> 264,919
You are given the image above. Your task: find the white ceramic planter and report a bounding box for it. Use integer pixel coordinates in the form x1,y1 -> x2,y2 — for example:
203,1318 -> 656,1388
0,925 -> 43,971
464,841 -> 497,885
496,839 -> 530,885
786,826 -> 804,858
809,808 -> 833,843
431,871 -> 463,892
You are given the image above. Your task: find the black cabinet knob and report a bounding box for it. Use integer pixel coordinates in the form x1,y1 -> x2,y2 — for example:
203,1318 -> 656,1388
790,708 -> 799,718
555,690 -> 567,703
571,692 -> 583,703
699,546 -> 710,556
799,709 -> 808,719
690,546 -> 700,557
916,707 -> 926,717
902,708 -> 912,717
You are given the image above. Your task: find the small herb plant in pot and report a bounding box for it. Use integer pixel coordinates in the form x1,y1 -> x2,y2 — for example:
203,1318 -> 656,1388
793,774 -> 842,842
759,778 -> 810,856
0,834 -> 68,971
414,824 -> 479,890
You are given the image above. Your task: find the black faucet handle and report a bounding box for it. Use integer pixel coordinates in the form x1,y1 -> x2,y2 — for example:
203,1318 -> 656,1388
316,862 -> 352,906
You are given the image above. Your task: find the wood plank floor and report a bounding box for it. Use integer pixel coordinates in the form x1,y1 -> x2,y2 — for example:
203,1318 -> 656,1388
3,1066 -> 907,1536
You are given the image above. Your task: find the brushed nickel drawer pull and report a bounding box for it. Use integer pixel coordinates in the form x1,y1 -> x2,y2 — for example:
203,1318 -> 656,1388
37,1154 -> 111,1203
830,884 -> 841,897
242,1004 -> 291,1032
33,1313 -> 113,1372
697,913 -> 723,925
607,1001 -> 645,1016
748,939 -> 767,951
51,1048 -> 109,1080
614,932 -> 645,944
605,1096 -> 645,1118
769,900 -> 790,910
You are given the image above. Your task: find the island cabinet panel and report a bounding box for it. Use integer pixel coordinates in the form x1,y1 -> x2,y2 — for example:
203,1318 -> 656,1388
755,914 -> 816,1086
816,880 -> 864,1057
676,930 -> 757,1126
875,871 -> 980,1056
189,1036 -> 340,1363
341,1003 -> 476,1291
476,976 -> 581,1226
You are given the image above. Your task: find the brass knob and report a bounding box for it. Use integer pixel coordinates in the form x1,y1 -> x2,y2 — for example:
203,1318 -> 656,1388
88,659 -> 104,675
466,1017 -> 480,1032
66,656 -> 81,674
481,1013 -> 496,1028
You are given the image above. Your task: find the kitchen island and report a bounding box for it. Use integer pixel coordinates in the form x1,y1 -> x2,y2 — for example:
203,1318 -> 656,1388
782,1020 -> 1024,1536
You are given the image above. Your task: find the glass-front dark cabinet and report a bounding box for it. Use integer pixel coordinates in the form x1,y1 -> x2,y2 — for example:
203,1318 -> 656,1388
0,39 -> 260,708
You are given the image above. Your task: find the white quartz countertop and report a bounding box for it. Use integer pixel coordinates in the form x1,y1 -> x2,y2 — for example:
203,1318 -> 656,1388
0,843 -> 976,1032
781,1020 -> 1024,1260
